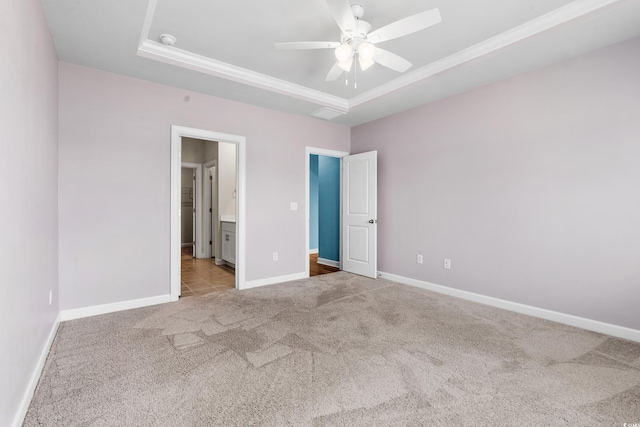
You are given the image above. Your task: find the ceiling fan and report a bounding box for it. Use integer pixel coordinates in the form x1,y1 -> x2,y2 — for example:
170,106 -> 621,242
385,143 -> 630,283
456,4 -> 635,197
275,0 -> 442,82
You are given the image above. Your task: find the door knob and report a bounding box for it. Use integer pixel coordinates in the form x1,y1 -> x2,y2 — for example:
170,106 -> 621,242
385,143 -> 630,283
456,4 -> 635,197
369,219 -> 377,224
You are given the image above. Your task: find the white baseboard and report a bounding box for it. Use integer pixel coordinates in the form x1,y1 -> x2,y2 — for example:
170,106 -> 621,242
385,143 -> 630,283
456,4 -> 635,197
309,248 -> 318,254
317,257 -> 340,268
241,272 -> 307,290
379,271 -> 640,343
12,312 -> 61,427
60,294 -> 172,321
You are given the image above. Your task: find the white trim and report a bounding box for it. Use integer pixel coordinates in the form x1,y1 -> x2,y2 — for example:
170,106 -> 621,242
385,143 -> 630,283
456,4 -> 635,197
11,312 -> 61,427
379,271 -> 640,343
138,0 -> 620,115
309,248 -> 318,254
241,272 -> 307,290
203,159 -> 217,259
171,126 -> 246,301
60,295 -> 171,321
350,0 -> 623,108
137,40 -> 348,111
138,0 -> 157,48
181,162 -> 204,258
305,147 -> 349,278
317,257 -> 340,268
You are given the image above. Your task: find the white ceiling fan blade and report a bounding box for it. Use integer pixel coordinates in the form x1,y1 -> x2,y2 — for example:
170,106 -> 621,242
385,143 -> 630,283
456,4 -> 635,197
373,48 -> 412,73
275,41 -> 340,50
368,9 -> 441,44
325,62 -> 345,81
325,0 -> 357,36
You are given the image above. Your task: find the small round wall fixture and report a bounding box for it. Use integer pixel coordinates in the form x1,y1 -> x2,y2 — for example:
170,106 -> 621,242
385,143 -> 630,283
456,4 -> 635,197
159,34 -> 177,46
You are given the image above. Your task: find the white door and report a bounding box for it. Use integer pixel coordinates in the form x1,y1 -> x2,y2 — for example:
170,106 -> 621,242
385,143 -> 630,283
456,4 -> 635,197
342,151 -> 377,278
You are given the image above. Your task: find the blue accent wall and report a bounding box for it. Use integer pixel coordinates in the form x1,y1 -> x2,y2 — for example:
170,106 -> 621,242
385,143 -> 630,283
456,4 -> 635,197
318,155 -> 340,262
309,155 -> 319,250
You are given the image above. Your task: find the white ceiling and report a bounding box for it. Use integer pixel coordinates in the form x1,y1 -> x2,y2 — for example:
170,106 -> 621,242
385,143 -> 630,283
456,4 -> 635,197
42,0 -> 640,126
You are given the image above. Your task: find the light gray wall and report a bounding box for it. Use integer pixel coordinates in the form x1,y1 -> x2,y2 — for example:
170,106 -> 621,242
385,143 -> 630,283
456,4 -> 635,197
218,142 -> 237,218
58,62 -> 350,310
351,36 -> 640,331
204,140 -> 218,164
215,142 -> 237,259
0,0 -> 59,424
181,137 -> 205,164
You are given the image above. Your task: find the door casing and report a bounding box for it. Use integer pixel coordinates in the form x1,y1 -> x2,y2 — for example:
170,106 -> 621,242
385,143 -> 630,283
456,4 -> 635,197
305,147 -> 349,278
171,126 -> 246,300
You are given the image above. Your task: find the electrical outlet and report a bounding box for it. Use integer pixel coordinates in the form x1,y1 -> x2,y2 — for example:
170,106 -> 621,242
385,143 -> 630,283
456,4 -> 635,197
416,254 -> 423,264
273,252 -> 278,261
290,202 -> 298,211
49,290 -> 53,305
444,258 -> 451,270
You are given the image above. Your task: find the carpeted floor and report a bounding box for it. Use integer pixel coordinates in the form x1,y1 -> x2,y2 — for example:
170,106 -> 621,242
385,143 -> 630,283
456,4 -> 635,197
25,272 -> 640,426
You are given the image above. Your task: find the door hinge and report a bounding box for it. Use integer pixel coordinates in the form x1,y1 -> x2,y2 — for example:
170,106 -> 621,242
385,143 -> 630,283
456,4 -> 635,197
193,208 -> 196,213
209,240 -> 212,245
209,208 -> 212,213
209,175 -> 212,180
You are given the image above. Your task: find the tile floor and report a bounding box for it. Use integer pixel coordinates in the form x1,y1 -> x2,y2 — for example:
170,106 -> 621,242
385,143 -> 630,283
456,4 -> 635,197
309,253 -> 340,276
180,247 -> 235,297
180,248 -> 341,298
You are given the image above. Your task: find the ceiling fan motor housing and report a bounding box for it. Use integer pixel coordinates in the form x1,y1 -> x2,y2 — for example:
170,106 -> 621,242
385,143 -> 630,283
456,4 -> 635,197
343,19 -> 372,44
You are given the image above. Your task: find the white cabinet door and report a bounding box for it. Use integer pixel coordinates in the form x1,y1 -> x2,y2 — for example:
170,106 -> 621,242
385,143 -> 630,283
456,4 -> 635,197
221,222 -> 236,264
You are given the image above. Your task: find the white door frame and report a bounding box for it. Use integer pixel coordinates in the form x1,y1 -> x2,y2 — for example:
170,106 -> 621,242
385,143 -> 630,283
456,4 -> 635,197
203,160 -> 217,259
305,147 -> 349,278
181,162 -> 203,256
171,126 -> 246,300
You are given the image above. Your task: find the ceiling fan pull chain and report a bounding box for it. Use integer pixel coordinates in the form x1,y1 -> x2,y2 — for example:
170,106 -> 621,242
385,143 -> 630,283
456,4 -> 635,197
354,55 -> 358,89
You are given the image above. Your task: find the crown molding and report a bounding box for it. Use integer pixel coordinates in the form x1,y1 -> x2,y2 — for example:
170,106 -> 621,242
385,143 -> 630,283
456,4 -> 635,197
138,0 -> 157,48
138,0 -> 622,118
137,40 -> 349,111
349,0 -> 623,109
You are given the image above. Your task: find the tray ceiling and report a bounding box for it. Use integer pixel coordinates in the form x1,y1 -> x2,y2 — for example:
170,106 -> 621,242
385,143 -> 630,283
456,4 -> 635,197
43,0 -> 640,126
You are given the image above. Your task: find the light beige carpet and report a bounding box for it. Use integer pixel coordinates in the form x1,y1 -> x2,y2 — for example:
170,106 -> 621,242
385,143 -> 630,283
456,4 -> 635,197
25,272 -> 640,426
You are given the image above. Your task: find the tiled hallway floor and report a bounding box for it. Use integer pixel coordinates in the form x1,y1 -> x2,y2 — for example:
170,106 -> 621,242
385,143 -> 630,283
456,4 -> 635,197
180,247 -> 235,297
180,248 -> 340,298
309,253 -> 340,276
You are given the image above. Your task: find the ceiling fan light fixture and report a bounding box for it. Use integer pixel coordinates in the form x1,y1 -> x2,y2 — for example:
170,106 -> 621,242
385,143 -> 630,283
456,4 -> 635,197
357,42 -> 376,61
334,44 -> 353,62
338,56 -> 353,72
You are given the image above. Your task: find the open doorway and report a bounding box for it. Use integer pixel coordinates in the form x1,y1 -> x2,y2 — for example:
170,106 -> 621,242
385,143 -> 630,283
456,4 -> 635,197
305,147 -> 349,277
171,126 -> 245,301
177,136 -> 237,298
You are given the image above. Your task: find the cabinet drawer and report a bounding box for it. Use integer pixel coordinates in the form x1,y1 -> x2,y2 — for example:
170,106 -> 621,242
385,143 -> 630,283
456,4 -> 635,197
221,221 -> 236,233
